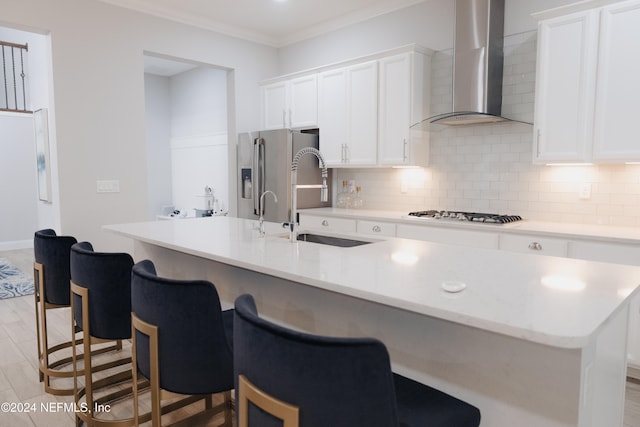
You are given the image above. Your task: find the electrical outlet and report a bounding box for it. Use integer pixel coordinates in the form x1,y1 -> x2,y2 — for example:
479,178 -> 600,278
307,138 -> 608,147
96,180 -> 120,193
579,183 -> 591,200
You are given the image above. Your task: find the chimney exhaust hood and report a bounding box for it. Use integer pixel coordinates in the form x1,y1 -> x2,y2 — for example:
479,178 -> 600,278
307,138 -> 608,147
416,0 -> 531,127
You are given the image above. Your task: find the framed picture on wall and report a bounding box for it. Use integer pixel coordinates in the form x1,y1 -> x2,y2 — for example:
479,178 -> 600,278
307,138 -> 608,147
34,108 -> 52,202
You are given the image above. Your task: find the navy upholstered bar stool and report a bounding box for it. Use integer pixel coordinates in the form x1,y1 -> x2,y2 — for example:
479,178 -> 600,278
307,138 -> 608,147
33,228 -> 79,395
70,241 -> 138,427
131,259 -> 234,426
234,293 -> 481,427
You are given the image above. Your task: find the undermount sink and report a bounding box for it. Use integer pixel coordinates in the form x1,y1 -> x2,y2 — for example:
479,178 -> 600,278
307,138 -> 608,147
273,231 -> 376,247
296,233 -> 373,247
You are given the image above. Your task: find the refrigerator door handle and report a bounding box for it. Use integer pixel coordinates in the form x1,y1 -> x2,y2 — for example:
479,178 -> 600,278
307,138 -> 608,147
259,140 -> 266,212
253,138 -> 261,215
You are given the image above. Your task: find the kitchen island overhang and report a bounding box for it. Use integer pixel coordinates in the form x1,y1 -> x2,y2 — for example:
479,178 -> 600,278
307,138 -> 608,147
105,216 -> 640,427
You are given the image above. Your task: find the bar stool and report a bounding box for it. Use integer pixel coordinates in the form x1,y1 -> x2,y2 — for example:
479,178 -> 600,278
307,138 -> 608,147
234,293 -> 481,427
33,228 -> 80,395
70,241 -> 140,426
131,259 -> 234,426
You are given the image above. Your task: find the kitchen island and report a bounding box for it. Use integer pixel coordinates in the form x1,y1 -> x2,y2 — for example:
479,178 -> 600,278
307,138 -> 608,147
105,216 -> 640,427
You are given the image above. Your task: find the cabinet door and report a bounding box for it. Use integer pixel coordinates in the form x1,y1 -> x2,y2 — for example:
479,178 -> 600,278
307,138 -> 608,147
378,53 -> 412,166
299,215 -> 357,233
318,68 -> 348,166
592,0 -> 640,162
289,75 -> 318,129
567,240 -> 640,266
533,10 -> 598,164
499,234 -> 568,257
261,81 -> 288,130
346,61 -> 378,165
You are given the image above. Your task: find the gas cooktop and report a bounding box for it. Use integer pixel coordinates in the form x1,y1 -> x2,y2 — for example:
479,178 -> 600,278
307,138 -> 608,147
406,210 -> 522,224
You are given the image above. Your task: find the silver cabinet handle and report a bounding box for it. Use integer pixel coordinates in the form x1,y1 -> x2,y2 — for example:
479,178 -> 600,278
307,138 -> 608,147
282,109 -> 287,128
528,242 -> 542,251
289,109 -> 292,128
341,144 -> 349,164
403,138 -> 407,162
321,220 -> 329,226
372,225 -> 381,232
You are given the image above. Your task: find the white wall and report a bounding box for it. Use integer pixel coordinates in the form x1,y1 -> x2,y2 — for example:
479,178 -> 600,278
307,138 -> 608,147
169,67 -> 229,214
277,0 -> 577,75
0,0 -> 278,251
0,113 -> 38,248
145,67 -> 229,218
0,26 -> 57,247
144,73 -> 172,219
277,0 -> 453,75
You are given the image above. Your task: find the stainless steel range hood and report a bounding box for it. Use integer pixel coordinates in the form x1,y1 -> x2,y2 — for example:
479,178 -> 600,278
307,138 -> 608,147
418,0 -> 530,127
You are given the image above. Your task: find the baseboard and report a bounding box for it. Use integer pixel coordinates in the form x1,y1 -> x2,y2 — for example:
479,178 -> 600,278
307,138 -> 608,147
0,240 -> 33,251
628,365 -> 640,381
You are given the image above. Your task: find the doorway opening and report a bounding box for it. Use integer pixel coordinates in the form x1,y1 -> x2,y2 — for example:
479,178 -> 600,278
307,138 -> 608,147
0,25 -> 54,248
143,53 -> 229,219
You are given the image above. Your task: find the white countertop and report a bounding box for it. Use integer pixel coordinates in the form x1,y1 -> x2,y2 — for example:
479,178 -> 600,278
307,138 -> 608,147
300,207 -> 640,244
104,216 -> 640,349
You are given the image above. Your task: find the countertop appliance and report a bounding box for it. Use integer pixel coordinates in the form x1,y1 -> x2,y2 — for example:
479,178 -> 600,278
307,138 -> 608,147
406,210 -> 522,224
237,129 -> 332,223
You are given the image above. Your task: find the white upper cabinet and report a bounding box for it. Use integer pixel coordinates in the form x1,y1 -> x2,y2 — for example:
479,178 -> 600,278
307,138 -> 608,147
345,61 -> 378,166
378,52 -> 430,166
261,74 -> 318,130
317,68 -> 348,165
261,45 -> 430,167
261,81 -> 288,130
318,61 -> 378,167
592,1 -> 640,161
533,10 -> 598,163
533,0 -> 640,164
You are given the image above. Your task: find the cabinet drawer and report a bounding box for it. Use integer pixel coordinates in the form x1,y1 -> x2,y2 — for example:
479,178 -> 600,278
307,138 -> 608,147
299,215 -> 356,233
567,240 -> 640,266
396,224 -> 499,249
499,234 -> 568,257
357,220 -> 396,237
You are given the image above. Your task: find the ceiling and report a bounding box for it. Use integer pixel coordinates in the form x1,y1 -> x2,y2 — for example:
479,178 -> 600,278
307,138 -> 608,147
99,0 -> 427,47
143,54 -> 199,77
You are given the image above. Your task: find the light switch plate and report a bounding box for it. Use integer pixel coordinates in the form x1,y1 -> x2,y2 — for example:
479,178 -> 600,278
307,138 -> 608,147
97,180 -> 120,193
579,183 -> 591,199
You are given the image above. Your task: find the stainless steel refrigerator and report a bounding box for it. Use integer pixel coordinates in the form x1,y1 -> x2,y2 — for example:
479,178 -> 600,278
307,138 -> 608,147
237,129 -> 332,223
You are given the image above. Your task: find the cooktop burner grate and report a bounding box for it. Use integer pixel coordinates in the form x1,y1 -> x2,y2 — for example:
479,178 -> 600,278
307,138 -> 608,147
407,210 -> 522,224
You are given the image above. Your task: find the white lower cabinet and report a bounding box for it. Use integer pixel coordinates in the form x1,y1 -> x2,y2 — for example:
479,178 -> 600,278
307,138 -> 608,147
567,240 -> 640,265
499,234 -> 568,257
298,215 -> 356,233
356,220 -> 396,237
396,224 -> 499,249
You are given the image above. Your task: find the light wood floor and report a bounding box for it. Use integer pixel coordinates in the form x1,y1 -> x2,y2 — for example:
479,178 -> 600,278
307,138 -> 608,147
2,248 -> 640,426
0,248 -> 230,426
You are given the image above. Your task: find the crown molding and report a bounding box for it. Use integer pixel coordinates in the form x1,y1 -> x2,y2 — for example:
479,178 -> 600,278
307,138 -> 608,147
99,0 -> 427,48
